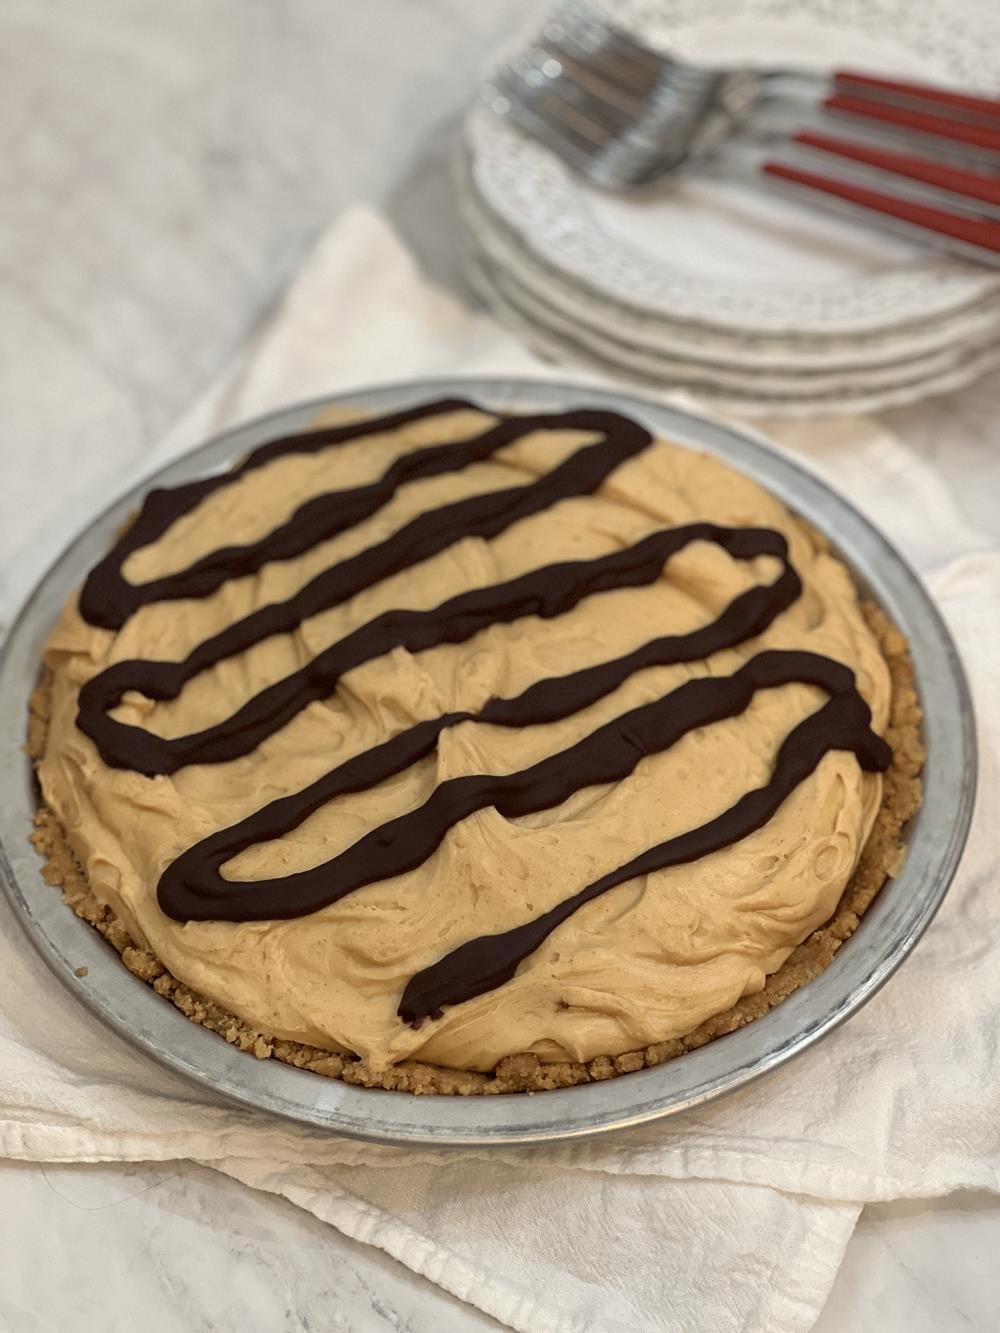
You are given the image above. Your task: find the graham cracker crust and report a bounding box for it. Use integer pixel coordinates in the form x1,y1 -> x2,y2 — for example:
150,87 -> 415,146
26,600 -> 923,1096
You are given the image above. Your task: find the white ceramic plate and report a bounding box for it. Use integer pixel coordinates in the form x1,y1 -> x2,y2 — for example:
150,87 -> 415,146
460,154 -> 1000,372
466,0 -> 1000,340
468,259 -> 1000,416
469,242 -> 1000,398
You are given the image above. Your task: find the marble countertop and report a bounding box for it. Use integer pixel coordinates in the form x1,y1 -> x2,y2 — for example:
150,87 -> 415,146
2,1156 -> 997,1333
2,2 -> 999,1328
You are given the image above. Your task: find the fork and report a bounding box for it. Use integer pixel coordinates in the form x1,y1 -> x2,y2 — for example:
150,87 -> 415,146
483,1 -> 1000,266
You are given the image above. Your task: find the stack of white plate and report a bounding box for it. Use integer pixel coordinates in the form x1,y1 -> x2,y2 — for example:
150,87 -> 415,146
459,0 -> 1000,416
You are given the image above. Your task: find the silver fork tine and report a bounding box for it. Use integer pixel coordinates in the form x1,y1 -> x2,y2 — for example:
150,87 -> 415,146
545,35 -> 716,124
484,76 -> 622,178
543,3 -> 667,81
542,7 -> 726,159
509,47 -> 649,121
502,62 -> 633,146
502,21 -> 721,162
493,54 -> 712,184
497,67 -> 629,149
494,82 -> 699,185
543,26 -> 662,97
549,3 -> 723,104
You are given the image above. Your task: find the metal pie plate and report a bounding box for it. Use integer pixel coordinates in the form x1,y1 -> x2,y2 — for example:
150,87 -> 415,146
0,377 -> 977,1146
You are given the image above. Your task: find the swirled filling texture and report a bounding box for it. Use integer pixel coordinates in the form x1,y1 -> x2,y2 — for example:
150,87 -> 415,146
37,404 -> 890,1072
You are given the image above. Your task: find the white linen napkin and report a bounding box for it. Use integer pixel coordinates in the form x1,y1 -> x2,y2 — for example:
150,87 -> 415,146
1,206 -> 996,1333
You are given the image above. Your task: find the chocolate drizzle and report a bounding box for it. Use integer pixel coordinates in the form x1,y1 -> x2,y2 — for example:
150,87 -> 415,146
77,407 -> 651,774
80,398 -> 479,630
157,524 -> 800,922
399,653 -> 889,1024
74,398 -> 891,1027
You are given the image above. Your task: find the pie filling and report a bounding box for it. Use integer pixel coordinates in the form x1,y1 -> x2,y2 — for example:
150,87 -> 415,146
35,398 -> 896,1075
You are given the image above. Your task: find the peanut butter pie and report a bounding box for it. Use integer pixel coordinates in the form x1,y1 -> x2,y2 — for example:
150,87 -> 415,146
29,398 -> 922,1093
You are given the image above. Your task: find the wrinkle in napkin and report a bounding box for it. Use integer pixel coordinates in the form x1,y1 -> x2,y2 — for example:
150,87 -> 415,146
2,206 -> 996,1333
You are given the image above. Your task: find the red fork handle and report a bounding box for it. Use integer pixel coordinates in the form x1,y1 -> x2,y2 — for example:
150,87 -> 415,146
824,93 -> 1000,154
793,130 -> 1000,207
833,70 -> 1000,124
762,160 -> 1000,257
